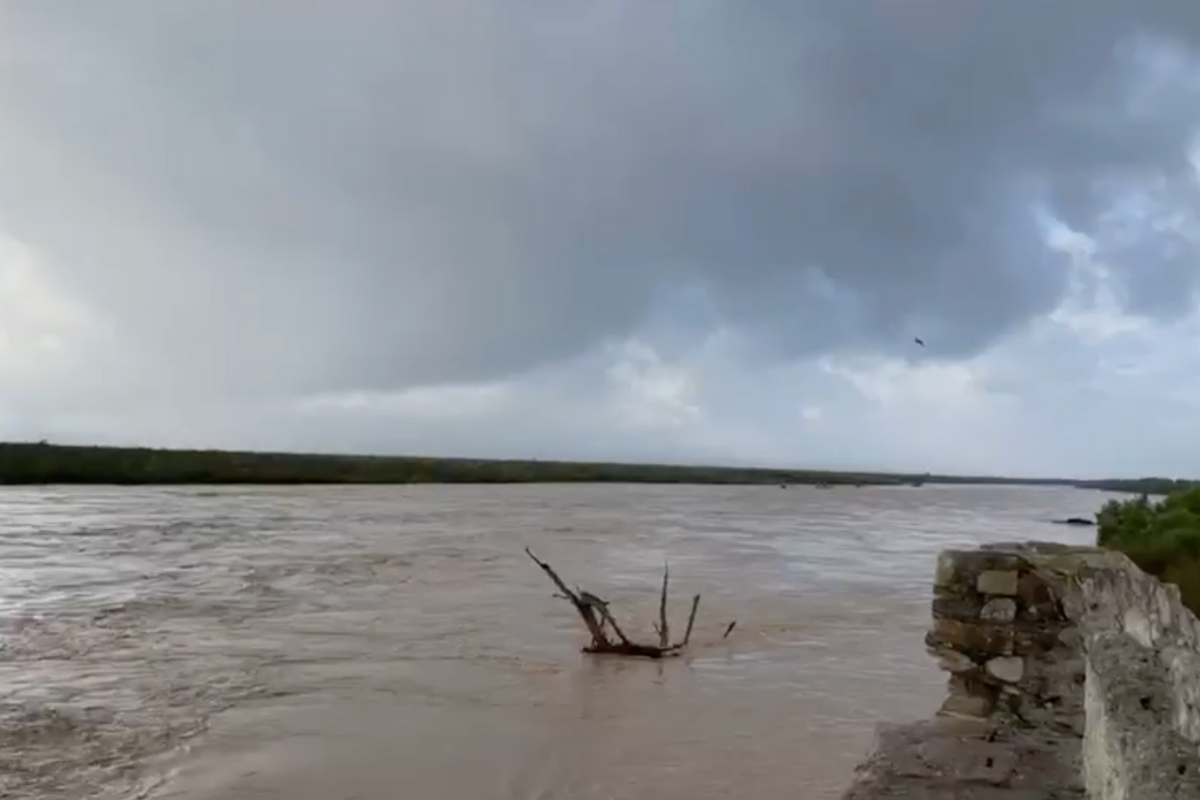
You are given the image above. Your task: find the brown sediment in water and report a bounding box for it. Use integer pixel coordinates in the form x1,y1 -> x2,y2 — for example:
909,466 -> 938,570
0,483 -> 1116,799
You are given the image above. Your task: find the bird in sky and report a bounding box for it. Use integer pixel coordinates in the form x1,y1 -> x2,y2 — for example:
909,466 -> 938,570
914,337 -> 926,347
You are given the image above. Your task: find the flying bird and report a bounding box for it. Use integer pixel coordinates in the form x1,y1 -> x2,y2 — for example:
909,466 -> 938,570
914,337 -> 925,347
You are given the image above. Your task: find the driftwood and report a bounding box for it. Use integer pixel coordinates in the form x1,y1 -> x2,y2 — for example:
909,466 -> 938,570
525,547 -> 734,659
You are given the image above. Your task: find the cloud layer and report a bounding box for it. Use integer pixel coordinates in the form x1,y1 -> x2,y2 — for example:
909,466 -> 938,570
2,2 -> 1200,476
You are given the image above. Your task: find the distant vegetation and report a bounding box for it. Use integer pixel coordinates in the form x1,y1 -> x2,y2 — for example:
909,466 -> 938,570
926,475 -> 1190,496
0,441 -> 1187,493
1097,486 -> 1200,615
0,442 -> 917,486
1077,476 -> 1196,496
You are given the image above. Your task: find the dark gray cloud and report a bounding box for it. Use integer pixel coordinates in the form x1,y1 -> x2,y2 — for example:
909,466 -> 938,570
1,1 -> 1200,397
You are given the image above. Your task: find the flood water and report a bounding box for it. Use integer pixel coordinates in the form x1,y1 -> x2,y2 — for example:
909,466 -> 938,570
0,483 -> 1116,800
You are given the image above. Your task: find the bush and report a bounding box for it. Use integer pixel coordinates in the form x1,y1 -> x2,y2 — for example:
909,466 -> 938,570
1097,487 -> 1200,615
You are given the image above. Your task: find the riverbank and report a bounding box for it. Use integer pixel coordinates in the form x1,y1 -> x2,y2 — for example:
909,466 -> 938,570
0,441 -> 1185,491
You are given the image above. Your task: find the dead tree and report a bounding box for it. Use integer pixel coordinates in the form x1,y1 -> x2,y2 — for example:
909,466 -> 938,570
525,547 -> 726,659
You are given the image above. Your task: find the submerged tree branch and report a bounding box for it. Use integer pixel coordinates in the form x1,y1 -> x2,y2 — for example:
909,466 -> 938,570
525,548 -> 735,659
658,562 -> 670,649
682,594 -> 701,646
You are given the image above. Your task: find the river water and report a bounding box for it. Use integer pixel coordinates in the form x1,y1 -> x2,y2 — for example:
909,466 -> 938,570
0,483 -> 1115,800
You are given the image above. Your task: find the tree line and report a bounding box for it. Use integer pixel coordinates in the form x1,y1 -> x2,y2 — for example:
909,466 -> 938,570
0,441 -> 1186,493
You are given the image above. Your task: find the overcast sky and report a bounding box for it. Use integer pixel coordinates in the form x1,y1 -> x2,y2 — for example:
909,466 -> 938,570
2,2 -> 1200,478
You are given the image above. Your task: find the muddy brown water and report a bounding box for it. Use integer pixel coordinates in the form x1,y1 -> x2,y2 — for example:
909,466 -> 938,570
0,483 -> 1116,800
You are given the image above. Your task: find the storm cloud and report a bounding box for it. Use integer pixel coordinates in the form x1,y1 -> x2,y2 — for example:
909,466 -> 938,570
1,1 -> 1200,474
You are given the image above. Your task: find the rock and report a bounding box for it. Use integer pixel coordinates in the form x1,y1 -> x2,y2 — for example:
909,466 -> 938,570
936,550 -> 1024,589
934,552 -> 960,588
1013,624 -> 1068,654
940,693 -> 994,719
933,591 -> 985,621
981,598 -> 1017,623
927,618 -> 1014,657
1016,572 -> 1060,618
1057,626 -> 1082,648
977,570 -> 1019,596
986,656 -> 1025,683
932,648 -> 977,673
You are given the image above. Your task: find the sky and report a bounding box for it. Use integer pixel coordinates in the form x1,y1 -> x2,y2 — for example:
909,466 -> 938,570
2,2 -> 1200,478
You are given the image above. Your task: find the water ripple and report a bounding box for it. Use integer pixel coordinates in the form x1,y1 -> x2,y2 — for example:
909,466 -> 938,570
0,483 -> 1115,800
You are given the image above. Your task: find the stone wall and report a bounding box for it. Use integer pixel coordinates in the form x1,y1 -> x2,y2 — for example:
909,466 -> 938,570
841,542 -> 1200,800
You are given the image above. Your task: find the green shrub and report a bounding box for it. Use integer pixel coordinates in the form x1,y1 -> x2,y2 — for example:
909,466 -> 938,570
1097,487 -> 1200,615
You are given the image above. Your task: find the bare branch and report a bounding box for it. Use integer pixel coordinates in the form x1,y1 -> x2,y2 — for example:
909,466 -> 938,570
525,547 -> 609,648
527,548 -> 728,660
657,561 -> 670,648
526,548 -> 578,603
592,600 -> 632,645
681,594 -> 701,646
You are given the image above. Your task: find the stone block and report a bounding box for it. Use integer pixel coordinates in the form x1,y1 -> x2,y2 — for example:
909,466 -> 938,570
1013,621 -> 1071,654
981,598 -> 1017,623
939,692 -> 994,719
932,591 -> 984,621
935,550 -> 1025,589
934,551 -> 960,589
1016,571 -> 1063,619
1056,625 -> 1082,648
927,618 -> 1014,658
977,570 -> 1019,596
931,647 -> 977,673
986,656 -> 1025,683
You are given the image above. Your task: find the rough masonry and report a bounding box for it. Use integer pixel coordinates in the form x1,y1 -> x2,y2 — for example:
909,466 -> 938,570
841,542 -> 1200,800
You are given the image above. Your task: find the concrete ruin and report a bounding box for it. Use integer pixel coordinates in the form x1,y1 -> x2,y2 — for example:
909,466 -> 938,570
841,542 -> 1200,800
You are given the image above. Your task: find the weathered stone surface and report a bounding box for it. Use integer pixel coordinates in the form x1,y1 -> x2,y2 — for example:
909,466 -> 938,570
927,618 -> 1014,658
940,692 -> 993,719
1163,645 -> 1200,742
936,551 -> 1025,589
985,656 -> 1025,683
977,570 -> 1020,596
1016,571 -> 1059,619
842,541 -> 1200,800
842,719 -> 1085,800
981,598 -> 1017,623
1011,621 -> 1068,654
1024,548 -> 1125,576
1057,626 -> 1082,648
933,552 -> 959,589
1084,633 -> 1200,800
931,647 -> 976,673
932,591 -> 985,621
